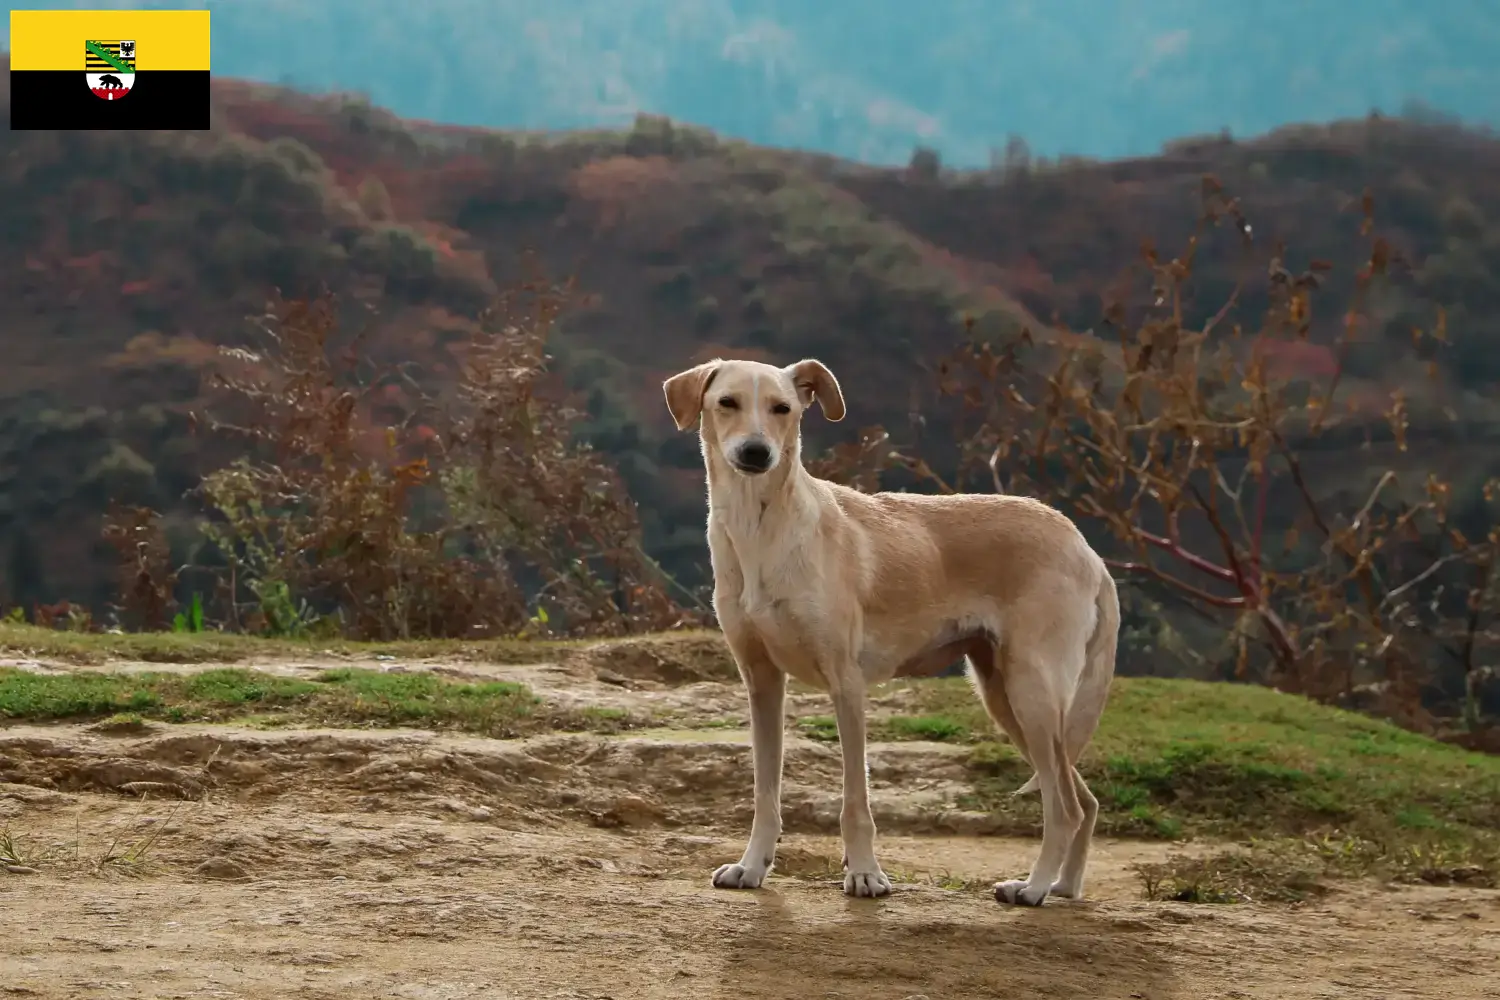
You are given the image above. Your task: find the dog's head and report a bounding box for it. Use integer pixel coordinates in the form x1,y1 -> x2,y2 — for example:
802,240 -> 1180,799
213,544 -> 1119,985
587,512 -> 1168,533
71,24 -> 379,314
662,357 -> 845,477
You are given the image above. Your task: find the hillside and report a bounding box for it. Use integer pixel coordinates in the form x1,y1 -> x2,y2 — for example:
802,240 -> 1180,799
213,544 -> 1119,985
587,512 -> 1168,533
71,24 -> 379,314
2,63 -> 1500,622
7,0 -> 1499,164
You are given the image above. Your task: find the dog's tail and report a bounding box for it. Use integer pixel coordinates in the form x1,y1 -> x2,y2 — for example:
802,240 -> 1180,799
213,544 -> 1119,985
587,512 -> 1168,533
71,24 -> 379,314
1012,568 -> 1119,796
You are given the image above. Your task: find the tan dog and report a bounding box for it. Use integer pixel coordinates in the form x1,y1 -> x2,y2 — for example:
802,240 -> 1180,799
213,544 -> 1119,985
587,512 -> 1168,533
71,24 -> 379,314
662,357 -> 1119,905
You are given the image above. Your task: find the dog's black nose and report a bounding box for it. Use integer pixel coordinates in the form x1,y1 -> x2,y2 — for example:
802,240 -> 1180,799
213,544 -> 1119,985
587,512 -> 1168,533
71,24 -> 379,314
736,441 -> 772,472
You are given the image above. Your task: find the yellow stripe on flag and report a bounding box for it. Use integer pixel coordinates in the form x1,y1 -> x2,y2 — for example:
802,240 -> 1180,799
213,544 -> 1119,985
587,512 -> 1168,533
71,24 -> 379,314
8,9 -> 211,71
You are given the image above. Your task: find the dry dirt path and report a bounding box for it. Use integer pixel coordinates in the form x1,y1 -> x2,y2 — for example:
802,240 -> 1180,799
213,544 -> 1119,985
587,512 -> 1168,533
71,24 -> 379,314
1,645 -> 1498,999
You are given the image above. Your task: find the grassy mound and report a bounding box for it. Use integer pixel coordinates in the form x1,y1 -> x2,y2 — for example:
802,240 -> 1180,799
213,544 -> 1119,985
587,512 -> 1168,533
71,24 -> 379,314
0,665 -> 630,737
883,675 -> 1499,893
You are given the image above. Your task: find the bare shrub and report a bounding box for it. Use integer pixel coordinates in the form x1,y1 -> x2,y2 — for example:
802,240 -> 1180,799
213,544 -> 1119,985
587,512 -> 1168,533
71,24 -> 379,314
100,503 -> 178,632
818,179 -> 1500,731
437,265 -> 687,637
146,260 -> 689,640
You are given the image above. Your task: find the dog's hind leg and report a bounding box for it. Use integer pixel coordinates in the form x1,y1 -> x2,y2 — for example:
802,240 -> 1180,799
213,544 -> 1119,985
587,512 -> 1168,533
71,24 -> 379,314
1049,767 -> 1099,899
975,645 -> 1096,899
1048,674 -> 1111,899
713,633 -> 786,890
987,633 -> 1087,907
1050,574 -> 1118,899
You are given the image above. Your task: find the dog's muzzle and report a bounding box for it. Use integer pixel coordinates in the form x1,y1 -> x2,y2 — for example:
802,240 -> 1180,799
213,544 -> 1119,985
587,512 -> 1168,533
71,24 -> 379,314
731,440 -> 773,475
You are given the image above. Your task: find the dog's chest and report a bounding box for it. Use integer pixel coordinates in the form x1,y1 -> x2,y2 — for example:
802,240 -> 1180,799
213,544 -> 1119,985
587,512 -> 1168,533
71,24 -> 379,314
709,516 -> 817,620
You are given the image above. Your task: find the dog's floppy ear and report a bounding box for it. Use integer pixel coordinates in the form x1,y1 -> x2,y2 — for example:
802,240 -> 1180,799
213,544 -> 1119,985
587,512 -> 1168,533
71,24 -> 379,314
662,360 -> 722,431
787,359 -> 846,422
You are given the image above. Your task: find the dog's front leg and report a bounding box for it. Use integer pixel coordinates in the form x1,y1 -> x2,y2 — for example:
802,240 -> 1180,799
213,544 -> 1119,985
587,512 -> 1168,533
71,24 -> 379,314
713,638 -> 786,890
827,665 -> 891,898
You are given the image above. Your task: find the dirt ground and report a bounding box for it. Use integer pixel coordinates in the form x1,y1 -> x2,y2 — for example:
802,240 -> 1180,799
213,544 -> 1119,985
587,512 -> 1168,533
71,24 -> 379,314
2,642 -> 1498,999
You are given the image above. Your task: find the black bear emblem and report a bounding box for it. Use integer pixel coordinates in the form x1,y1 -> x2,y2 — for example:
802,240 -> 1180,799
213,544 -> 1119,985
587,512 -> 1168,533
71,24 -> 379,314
98,73 -> 124,89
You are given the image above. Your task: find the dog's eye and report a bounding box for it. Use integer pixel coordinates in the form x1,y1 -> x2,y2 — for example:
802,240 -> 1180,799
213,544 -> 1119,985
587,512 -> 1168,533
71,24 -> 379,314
771,402 -> 791,415
717,396 -> 738,409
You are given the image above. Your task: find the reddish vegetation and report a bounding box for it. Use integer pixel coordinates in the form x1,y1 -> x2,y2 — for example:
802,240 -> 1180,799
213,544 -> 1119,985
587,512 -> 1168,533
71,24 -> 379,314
817,182 -> 1500,731
0,68 -> 1498,670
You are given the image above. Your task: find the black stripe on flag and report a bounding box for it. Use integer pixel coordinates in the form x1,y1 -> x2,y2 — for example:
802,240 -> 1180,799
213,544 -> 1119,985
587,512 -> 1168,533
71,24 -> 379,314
9,70 -> 209,129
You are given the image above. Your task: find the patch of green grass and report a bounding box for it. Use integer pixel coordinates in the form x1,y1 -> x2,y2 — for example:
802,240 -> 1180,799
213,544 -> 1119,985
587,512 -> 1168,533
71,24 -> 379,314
86,711 -> 155,735
879,714 -> 971,742
797,715 -> 839,742
795,712 -> 971,743
891,675 -> 1500,885
0,666 -> 638,738
302,668 -> 542,732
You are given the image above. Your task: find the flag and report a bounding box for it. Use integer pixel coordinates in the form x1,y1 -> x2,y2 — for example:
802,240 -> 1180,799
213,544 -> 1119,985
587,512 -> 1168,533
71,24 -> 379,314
9,9 -> 211,130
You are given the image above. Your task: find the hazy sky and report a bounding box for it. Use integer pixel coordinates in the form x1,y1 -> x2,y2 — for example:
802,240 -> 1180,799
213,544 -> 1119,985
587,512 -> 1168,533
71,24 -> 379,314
6,0 -> 1498,165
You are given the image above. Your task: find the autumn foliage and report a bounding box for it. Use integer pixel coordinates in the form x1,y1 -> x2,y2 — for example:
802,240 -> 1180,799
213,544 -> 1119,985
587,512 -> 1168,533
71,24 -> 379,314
100,263 -> 690,641
819,180 -> 1498,732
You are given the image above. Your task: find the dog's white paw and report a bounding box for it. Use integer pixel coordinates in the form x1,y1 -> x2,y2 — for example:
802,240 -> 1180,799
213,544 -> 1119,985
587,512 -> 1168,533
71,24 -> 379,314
712,862 -> 769,890
993,879 -> 1050,907
1049,879 -> 1083,900
844,868 -> 892,898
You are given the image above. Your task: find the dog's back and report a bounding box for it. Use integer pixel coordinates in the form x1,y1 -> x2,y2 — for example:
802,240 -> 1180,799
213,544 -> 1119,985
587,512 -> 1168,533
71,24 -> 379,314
827,484 -> 1105,617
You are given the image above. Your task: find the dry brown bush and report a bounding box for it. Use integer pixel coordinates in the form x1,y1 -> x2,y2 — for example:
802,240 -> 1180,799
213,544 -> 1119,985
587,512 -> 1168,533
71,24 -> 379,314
100,502 -> 178,632
101,259 -> 689,641
819,179 -> 1500,732
435,265 -> 688,638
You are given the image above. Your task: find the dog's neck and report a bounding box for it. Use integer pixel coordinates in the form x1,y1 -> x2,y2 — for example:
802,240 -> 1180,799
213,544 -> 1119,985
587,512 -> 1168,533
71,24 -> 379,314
701,430 -> 824,615
702,433 -> 815,541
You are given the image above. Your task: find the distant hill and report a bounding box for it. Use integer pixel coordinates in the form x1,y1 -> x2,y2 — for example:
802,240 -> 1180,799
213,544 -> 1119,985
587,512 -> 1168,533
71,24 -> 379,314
1,62 -> 1499,615
4,0 -> 1498,165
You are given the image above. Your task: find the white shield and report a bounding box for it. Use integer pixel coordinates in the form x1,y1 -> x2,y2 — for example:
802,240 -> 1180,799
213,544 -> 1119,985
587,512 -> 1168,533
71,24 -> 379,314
87,71 -> 136,101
